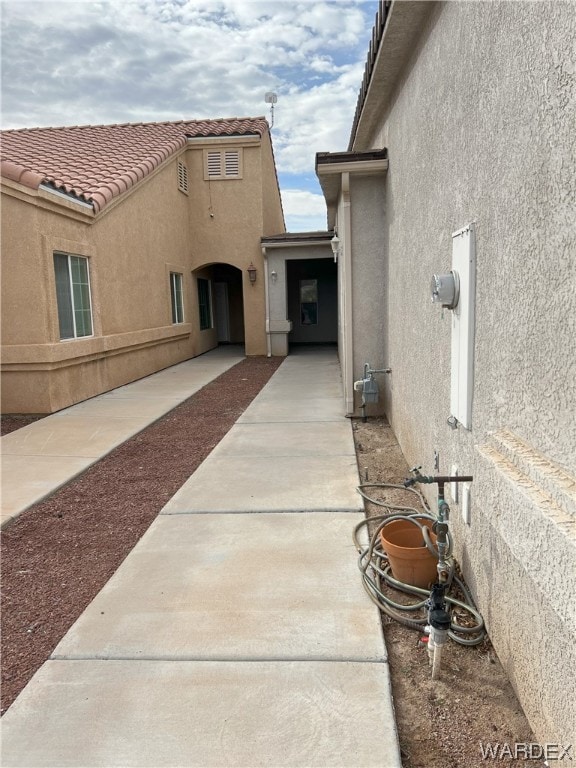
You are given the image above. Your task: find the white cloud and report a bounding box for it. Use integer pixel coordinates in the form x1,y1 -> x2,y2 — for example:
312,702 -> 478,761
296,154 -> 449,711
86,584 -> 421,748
281,188 -> 328,232
1,0 -> 378,230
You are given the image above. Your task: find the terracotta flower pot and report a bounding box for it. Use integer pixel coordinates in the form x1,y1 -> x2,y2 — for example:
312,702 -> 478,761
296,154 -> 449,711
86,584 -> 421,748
380,517 -> 438,589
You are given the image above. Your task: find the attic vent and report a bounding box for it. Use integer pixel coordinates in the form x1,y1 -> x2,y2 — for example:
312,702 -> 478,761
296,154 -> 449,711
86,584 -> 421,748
177,160 -> 189,194
204,149 -> 243,180
224,151 -> 240,176
207,151 -> 222,177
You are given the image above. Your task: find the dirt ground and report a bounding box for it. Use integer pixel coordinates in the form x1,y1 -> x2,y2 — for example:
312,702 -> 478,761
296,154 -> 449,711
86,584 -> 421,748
352,416 -> 543,768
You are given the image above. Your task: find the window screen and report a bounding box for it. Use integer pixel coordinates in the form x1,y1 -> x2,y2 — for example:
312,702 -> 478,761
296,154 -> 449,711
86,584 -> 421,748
53,252 -> 93,339
170,272 -> 184,324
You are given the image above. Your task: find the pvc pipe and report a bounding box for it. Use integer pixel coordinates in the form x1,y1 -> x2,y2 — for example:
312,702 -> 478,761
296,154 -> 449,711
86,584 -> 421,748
262,249 -> 272,357
431,643 -> 443,680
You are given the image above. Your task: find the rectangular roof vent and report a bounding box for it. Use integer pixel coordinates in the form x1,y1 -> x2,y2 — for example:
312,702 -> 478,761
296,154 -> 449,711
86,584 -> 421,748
177,160 -> 188,194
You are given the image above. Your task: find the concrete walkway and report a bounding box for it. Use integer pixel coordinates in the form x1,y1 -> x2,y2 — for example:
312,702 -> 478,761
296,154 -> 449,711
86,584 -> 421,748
1,347 -> 401,768
1,346 -> 244,528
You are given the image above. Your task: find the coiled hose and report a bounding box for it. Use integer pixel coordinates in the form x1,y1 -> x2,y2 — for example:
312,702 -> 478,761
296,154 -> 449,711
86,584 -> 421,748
353,483 -> 486,646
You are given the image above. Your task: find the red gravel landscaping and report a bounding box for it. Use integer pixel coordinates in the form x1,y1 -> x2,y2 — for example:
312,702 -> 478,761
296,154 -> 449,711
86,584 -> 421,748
1,355 -> 282,714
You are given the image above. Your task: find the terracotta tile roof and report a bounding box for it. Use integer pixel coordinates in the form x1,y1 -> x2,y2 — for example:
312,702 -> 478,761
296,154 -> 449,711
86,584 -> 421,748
1,117 -> 269,213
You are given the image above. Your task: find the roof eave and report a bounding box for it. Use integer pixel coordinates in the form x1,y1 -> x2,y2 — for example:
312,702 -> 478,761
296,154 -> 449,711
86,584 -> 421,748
348,0 -> 437,151
261,231 -> 334,249
315,152 -> 389,207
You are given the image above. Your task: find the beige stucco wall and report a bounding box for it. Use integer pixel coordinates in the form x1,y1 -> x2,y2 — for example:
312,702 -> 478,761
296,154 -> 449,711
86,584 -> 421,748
265,244 -> 335,355
1,130 -> 285,412
349,175 -> 388,414
260,132 -> 286,238
185,137 -> 278,357
351,0 -> 576,744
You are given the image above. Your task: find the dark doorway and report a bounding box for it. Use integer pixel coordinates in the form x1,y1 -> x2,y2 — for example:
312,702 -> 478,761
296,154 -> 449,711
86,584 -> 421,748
211,264 -> 245,344
287,258 -> 337,346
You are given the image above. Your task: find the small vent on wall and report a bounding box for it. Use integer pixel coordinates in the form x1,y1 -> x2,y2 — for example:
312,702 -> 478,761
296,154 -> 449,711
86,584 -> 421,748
224,151 -> 240,177
207,151 -> 222,177
205,149 -> 242,180
177,161 -> 189,194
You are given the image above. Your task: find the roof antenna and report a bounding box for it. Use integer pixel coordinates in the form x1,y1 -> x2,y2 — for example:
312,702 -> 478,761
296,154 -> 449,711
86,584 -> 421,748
265,92 -> 278,129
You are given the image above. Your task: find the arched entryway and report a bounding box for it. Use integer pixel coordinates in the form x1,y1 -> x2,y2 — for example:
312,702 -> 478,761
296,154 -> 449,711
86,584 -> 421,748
211,264 -> 245,344
194,263 -> 245,346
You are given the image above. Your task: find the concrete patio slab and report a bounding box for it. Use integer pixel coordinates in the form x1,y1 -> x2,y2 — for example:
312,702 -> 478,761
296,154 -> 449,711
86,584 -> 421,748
101,363 -> 245,399
253,380 -> 343,399
263,364 -> 341,381
1,347 -> 402,768
238,397 -> 344,423
1,659 -> 400,768
0,454 -> 96,527
1,347 -> 243,524
49,395 -> 194,419
98,382 -> 208,399
52,512 -> 382,661
160,455 -> 362,513
211,421 -> 356,458
0,415 -> 149,457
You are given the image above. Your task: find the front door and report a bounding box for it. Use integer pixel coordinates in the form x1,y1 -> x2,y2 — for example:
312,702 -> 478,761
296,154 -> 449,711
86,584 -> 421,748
287,258 -> 337,345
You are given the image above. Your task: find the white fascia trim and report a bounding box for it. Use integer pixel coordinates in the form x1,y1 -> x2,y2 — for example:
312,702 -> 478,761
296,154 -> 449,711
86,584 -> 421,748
261,240 -> 332,250
186,134 -> 260,145
316,158 -> 388,177
39,184 -> 94,210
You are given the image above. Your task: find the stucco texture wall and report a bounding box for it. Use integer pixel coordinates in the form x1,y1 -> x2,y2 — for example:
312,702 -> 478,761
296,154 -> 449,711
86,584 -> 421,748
2,132 -> 283,411
260,132 -> 286,237
2,158 -> 199,412
1,196 -> 48,346
350,175 -> 388,415
185,141 -> 272,356
362,0 -> 575,744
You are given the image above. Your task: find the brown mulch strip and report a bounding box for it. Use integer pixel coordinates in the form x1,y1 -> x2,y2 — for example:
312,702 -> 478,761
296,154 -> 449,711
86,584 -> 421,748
1,355 -> 282,714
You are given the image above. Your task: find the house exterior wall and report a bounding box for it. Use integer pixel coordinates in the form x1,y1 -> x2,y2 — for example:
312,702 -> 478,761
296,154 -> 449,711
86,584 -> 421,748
1,132 -> 284,413
260,134 -> 286,238
185,136 -> 278,357
264,244 -> 333,356
352,1 -> 575,744
349,176 -> 388,414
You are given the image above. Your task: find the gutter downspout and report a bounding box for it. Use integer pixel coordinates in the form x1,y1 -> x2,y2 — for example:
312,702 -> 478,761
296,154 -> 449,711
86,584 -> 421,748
262,247 -> 272,357
342,172 -> 354,415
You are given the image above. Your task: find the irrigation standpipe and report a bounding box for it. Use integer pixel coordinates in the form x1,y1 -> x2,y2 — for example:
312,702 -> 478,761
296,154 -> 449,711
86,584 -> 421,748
354,471 -> 484,680
407,470 -> 474,679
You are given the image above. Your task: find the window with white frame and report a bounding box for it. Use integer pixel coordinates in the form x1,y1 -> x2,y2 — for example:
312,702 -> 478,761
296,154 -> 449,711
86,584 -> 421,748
53,252 -> 93,340
170,272 -> 184,324
197,278 -> 213,330
204,149 -> 242,180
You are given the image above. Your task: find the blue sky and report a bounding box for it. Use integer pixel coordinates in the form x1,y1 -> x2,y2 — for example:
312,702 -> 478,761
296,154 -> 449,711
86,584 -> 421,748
0,0 -> 379,231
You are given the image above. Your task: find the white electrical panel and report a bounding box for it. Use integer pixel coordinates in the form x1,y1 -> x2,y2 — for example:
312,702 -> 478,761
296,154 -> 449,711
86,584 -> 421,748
450,224 -> 476,430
